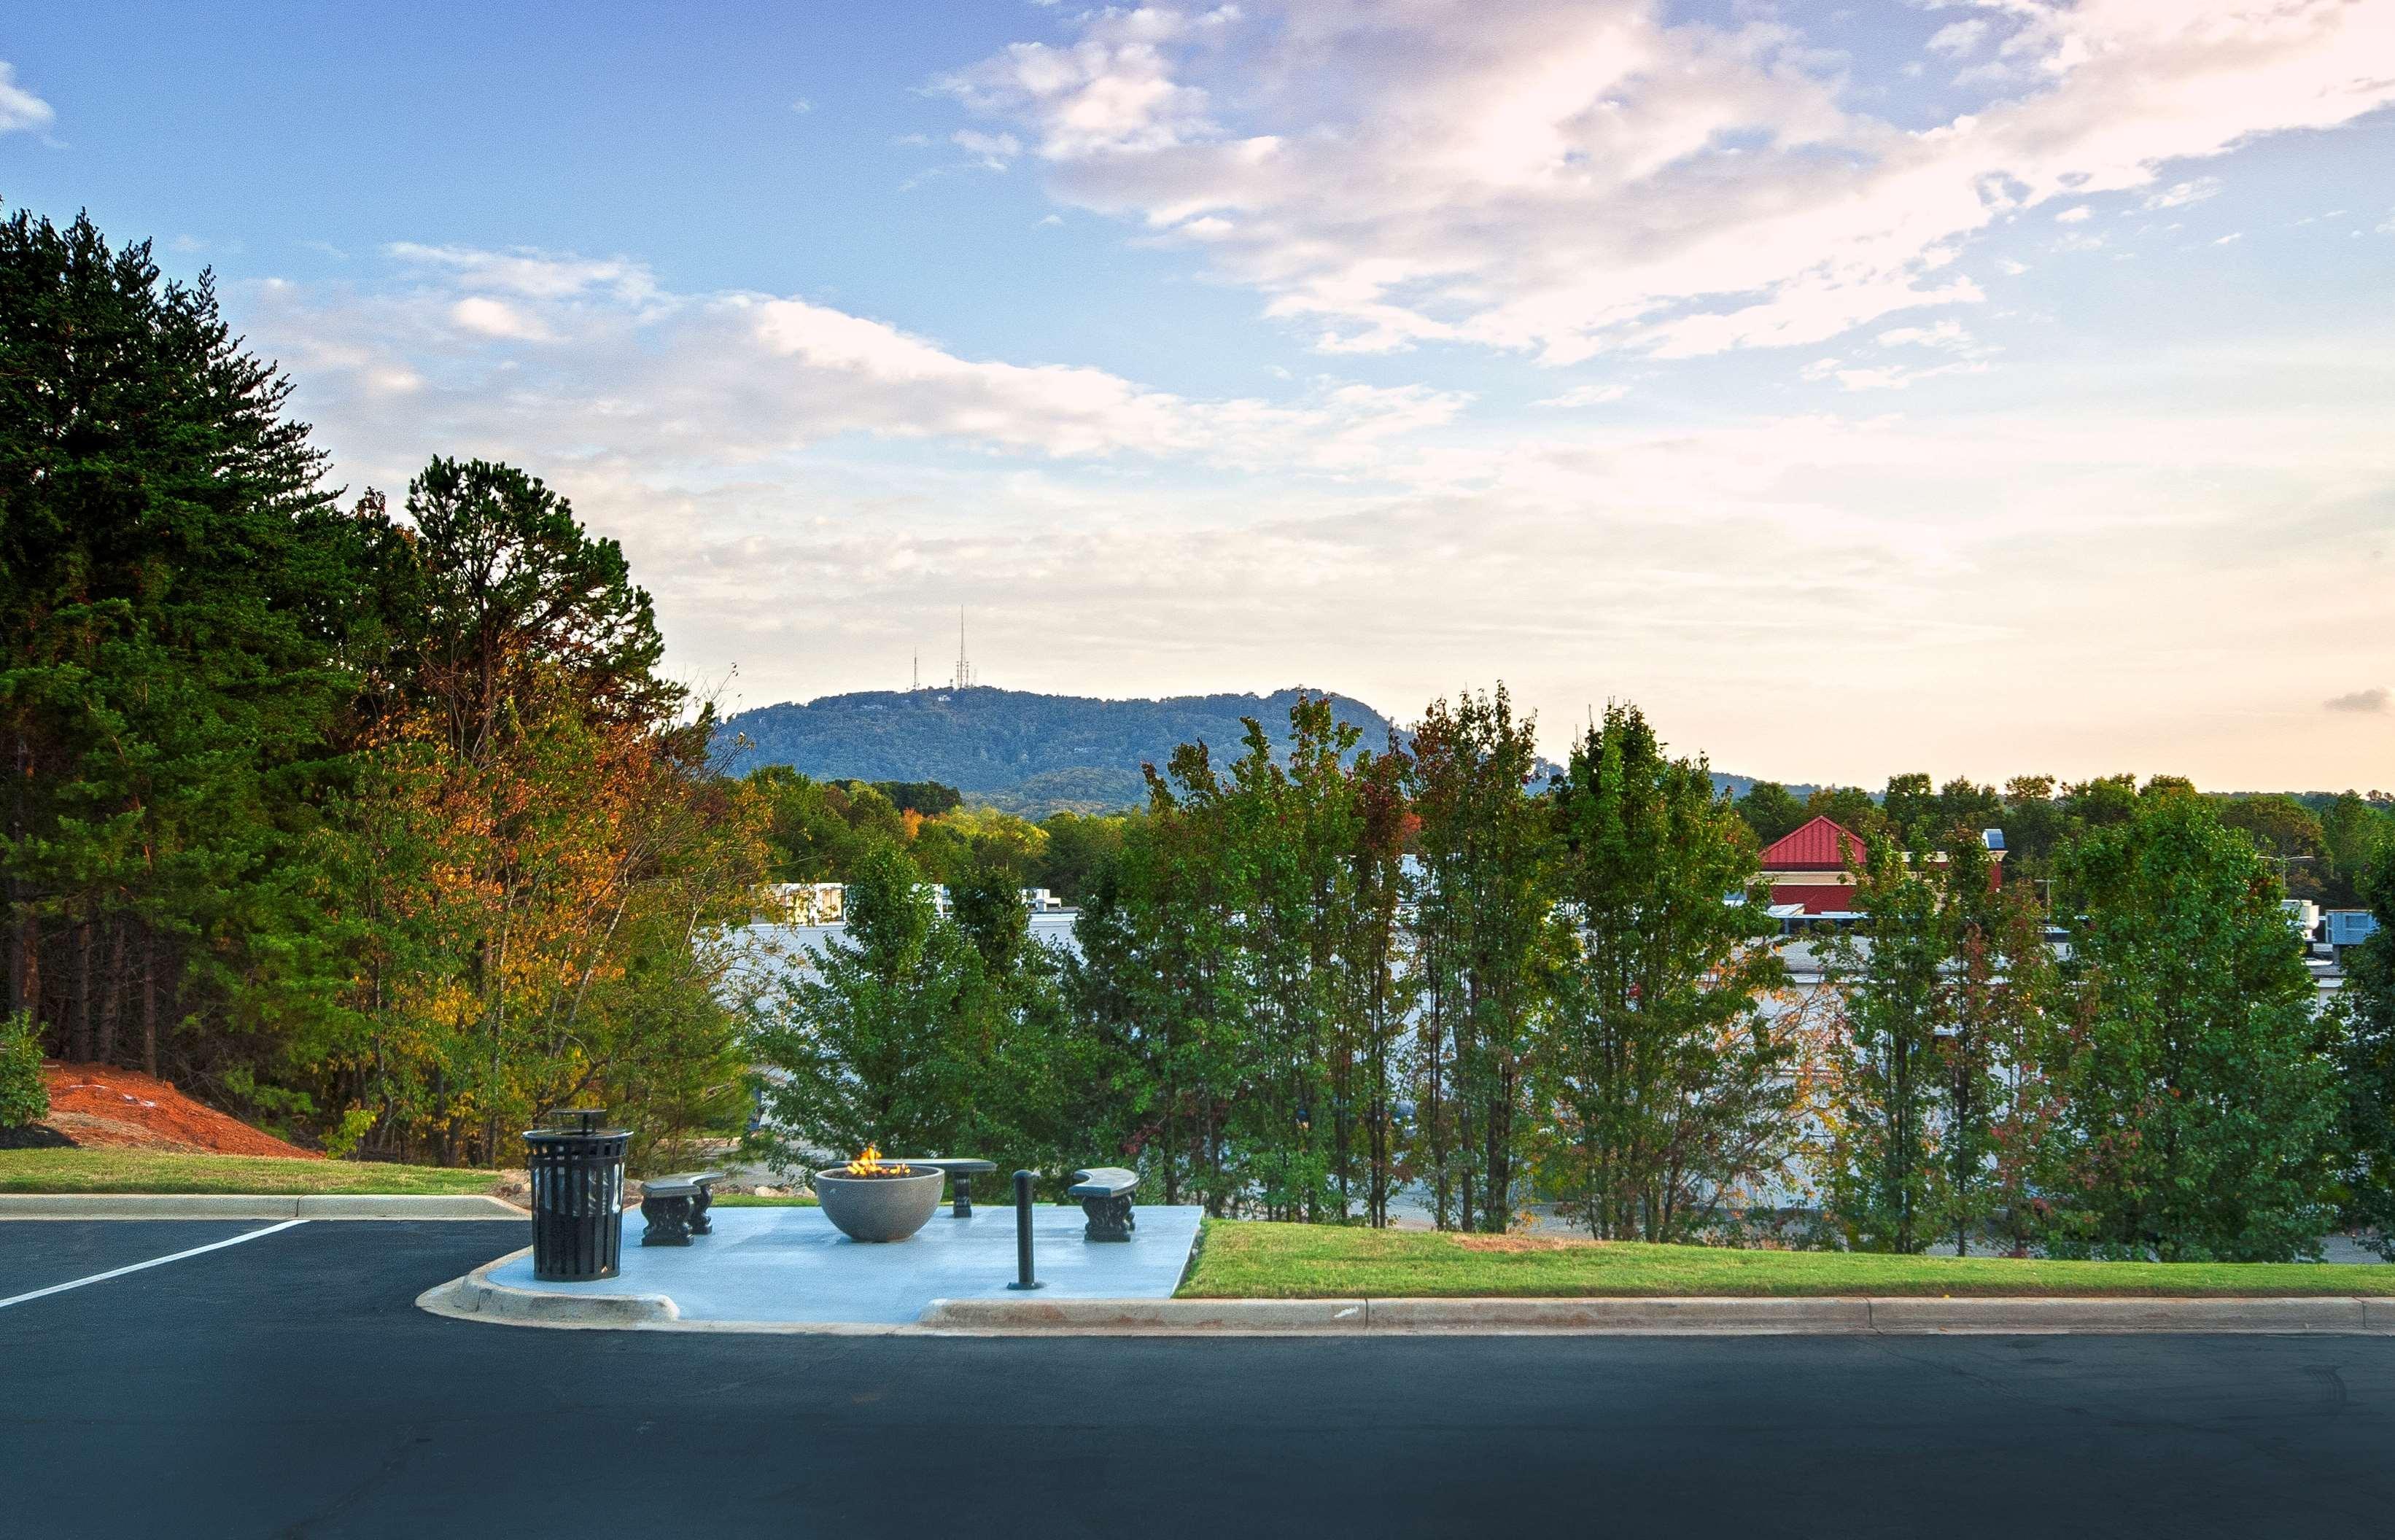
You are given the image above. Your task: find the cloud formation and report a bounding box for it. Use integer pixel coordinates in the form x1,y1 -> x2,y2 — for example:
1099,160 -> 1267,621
244,246 -> 1470,475
2326,686 -> 2391,715
0,61 -> 53,133
942,1 -> 2395,364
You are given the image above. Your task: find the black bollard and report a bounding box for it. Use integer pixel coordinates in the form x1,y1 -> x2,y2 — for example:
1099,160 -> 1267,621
1007,1169 -> 1044,1291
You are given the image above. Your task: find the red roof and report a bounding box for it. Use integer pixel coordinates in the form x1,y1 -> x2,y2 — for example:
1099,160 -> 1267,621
1759,815 -> 1868,871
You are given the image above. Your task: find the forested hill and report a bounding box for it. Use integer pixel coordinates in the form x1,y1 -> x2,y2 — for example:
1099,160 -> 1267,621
715,687 -> 1400,814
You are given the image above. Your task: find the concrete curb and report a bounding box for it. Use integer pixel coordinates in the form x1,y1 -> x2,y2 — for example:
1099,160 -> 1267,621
922,1294 -> 2395,1337
921,1297 -> 1370,1334
418,1274 -> 2395,1335
419,1248 -> 683,1329
0,1193 -> 527,1221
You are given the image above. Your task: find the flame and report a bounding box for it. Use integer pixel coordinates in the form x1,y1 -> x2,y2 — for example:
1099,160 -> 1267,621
843,1144 -> 912,1177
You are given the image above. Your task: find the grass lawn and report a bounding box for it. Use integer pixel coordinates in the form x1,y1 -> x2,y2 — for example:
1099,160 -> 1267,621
1179,1221 -> 2395,1299
0,1148 -> 501,1196
710,1192 -> 818,1208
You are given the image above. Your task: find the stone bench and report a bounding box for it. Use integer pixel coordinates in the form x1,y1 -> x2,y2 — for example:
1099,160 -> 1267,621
637,1169 -> 726,1247
1068,1167 -> 1138,1242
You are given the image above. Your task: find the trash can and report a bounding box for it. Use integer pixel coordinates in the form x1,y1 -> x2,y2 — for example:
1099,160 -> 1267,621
524,1109 -> 629,1280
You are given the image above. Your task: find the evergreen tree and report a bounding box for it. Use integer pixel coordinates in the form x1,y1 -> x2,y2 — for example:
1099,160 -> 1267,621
750,839 -> 988,1167
0,208 -> 378,1091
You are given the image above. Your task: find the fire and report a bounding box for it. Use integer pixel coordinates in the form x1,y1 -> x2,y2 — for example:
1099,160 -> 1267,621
843,1144 -> 912,1178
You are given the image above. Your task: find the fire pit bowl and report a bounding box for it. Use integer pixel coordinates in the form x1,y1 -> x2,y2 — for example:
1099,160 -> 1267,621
812,1162 -> 947,1243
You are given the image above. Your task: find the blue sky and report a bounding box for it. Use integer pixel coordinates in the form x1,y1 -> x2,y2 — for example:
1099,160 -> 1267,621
4,1 -> 2392,788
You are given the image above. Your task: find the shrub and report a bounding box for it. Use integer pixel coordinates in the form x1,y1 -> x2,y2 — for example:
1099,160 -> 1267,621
0,1011 -> 48,1129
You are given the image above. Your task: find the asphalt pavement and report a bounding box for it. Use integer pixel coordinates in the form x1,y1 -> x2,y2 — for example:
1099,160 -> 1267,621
6,1219 -> 2395,1539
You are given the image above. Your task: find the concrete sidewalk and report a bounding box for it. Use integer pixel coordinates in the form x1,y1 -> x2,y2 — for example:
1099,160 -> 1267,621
430,1202 -> 1206,1329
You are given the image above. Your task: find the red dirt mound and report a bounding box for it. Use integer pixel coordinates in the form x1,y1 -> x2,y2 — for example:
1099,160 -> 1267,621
39,1062 -> 321,1159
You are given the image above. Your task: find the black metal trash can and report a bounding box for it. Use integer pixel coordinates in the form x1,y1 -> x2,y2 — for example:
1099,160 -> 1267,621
524,1109 -> 629,1280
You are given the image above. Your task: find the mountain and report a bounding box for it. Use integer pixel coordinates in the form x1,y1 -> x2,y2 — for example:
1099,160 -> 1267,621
715,686 -> 1401,815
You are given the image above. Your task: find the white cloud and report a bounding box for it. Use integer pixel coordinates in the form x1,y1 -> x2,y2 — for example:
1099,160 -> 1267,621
388,243 -> 658,303
2326,686 -> 2391,715
2143,177 -> 2221,210
1927,19 -> 1992,60
0,62 -> 52,134
1534,383 -> 1630,408
1876,319 -> 1972,351
2214,232 -> 2244,245
1802,356 -> 1989,392
790,97 -> 813,114
245,244 -> 1469,470
449,296 -> 556,341
942,1 -> 2395,363
2055,206 -> 2092,224
952,129 -> 1022,169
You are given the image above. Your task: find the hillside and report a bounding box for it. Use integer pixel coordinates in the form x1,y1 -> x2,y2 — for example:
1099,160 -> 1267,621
716,687 -> 1402,814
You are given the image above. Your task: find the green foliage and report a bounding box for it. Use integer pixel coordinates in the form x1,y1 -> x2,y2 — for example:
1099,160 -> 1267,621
2216,793 -> 2330,900
1732,781 -> 1807,846
747,836 -> 1086,1181
0,1011 -> 47,1127
2041,788 -> 2340,1261
1802,785 -> 1884,838
750,840 -> 987,1164
1820,837 -> 1950,1252
1033,812 -> 1127,901
0,207 -> 379,1092
840,779 -> 961,817
2334,842 -> 2395,1255
0,203 -> 764,1163
1409,688 -> 1548,1232
1538,705 -> 1796,1242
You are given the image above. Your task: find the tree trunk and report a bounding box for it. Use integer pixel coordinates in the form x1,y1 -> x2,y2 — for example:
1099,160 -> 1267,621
72,919 -> 94,1062
142,928 -> 158,1078
98,916 -> 123,1064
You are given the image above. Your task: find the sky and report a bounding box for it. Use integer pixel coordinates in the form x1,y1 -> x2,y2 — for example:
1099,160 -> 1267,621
2,1 -> 2391,790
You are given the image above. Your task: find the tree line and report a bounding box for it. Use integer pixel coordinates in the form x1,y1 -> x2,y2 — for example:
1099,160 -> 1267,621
1,211 -> 761,1168
1732,772 -> 2394,908
754,690 -> 2395,1261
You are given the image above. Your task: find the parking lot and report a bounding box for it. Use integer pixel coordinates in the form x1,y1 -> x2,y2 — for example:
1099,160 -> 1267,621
9,1218 -> 2395,1539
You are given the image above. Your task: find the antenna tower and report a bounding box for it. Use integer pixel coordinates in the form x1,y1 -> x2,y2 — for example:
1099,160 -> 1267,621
952,611 -> 977,690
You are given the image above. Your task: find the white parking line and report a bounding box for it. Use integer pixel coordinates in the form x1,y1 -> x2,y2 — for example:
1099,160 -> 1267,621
0,1219 -> 309,1310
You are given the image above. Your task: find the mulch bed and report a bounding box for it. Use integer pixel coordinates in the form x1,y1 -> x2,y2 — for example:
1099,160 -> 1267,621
30,1062 -> 322,1159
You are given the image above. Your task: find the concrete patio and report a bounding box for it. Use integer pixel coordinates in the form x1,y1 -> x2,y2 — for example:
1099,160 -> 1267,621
478,1202 -> 1204,1326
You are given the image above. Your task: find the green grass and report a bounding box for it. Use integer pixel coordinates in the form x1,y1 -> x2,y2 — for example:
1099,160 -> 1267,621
710,1192 -> 818,1208
0,1148 -> 501,1196
1176,1221 -> 2395,1299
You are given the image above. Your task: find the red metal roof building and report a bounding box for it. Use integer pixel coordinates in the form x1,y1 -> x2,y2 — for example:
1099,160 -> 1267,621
1757,816 -> 1869,914
1755,814 -> 2005,919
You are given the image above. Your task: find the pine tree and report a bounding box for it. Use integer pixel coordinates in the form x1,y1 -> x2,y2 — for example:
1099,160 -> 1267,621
0,209 -> 376,1092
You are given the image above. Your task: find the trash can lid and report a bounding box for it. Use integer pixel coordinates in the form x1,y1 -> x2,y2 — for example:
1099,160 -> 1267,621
523,1124 -> 629,1143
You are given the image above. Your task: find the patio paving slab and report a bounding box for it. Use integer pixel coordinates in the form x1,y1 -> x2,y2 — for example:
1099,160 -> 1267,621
481,1202 -> 1203,1325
